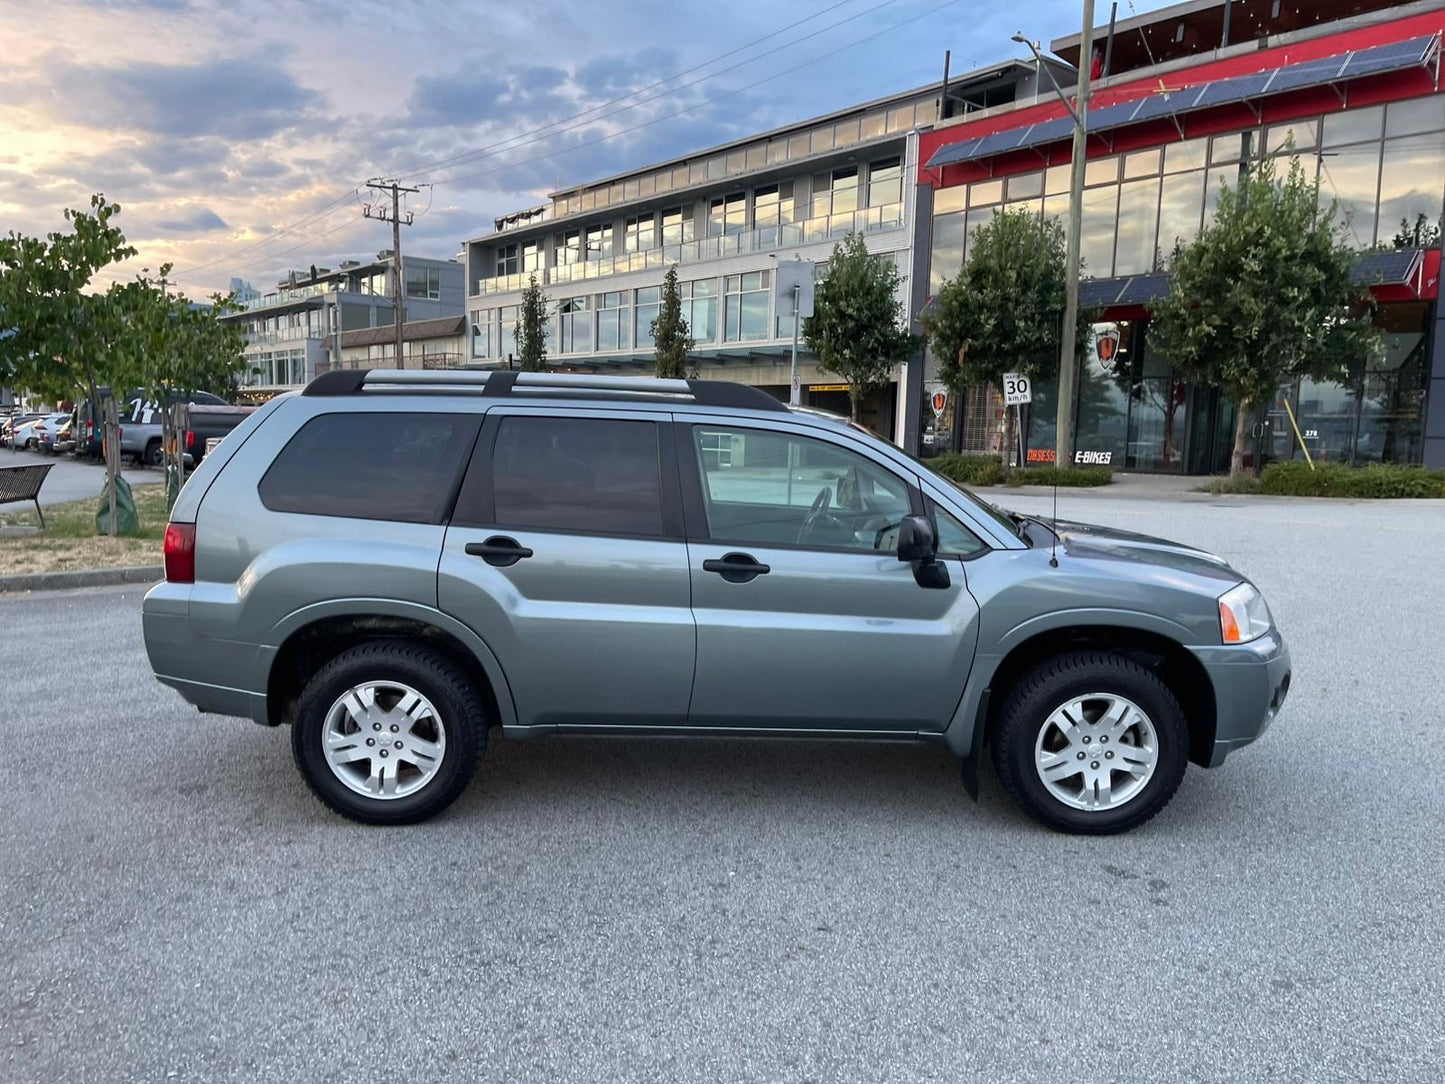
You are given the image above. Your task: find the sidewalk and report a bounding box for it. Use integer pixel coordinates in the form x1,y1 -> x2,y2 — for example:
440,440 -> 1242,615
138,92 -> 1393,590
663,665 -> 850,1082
3,448 -> 162,506
999,472 -> 1210,501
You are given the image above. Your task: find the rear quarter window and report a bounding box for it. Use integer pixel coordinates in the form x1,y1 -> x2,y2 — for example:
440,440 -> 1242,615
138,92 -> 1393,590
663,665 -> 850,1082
258,411 -> 480,524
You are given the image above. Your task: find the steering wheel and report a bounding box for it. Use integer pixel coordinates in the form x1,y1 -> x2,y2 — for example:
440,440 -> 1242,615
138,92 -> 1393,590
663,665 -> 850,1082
797,486 -> 847,544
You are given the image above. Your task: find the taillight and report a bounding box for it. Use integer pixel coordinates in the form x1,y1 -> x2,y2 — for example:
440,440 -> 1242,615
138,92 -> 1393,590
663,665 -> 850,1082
86,421 -> 93,439
185,430 -> 195,450
163,523 -> 196,583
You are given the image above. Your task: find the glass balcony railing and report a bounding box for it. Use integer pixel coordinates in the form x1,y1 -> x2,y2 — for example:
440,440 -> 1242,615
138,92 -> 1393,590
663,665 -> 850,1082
471,203 -> 904,296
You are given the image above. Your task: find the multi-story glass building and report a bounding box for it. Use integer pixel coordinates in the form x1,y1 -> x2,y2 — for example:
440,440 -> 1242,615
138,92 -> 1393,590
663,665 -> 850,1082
465,61 -> 1071,442
220,253 -> 464,393
918,0 -> 1445,471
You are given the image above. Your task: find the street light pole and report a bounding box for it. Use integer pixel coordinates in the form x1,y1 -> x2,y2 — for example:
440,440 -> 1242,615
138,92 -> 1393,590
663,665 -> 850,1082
1015,0 -> 1095,470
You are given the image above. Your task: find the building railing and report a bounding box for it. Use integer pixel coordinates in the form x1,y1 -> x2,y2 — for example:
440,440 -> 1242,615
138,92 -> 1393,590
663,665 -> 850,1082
243,328 -> 325,347
473,202 -> 904,296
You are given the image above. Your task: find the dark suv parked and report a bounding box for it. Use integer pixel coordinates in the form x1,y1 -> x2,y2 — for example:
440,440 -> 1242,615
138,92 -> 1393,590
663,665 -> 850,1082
142,370 -> 1290,833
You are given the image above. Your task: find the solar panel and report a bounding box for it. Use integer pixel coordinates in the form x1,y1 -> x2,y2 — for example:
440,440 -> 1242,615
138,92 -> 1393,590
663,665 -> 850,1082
1114,272 -> 1172,305
923,32 -> 1439,170
1343,35 -> 1438,79
924,139 -> 984,169
1350,247 -> 1420,286
1193,72 -> 1275,109
1261,55 -> 1350,95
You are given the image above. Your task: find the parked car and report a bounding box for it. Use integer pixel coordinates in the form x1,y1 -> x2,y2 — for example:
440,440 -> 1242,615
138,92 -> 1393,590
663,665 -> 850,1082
142,370 -> 1291,834
2,413 -> 43,448
51,417 -> 77,455
183,403 -> 258,466
12,413 -> 69,452
118,391 -> 229,467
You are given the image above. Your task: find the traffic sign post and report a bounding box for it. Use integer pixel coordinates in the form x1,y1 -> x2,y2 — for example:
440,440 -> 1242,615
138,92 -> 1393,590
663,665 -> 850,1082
1002,373 -> 1032,468
775,261 -> 814,408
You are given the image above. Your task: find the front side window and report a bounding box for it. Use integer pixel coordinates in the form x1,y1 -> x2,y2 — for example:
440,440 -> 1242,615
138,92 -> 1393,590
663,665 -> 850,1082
259,412 -> 480,524
929,499 -> 987,557
691,426 -> 911,551
485,417 -> 663,536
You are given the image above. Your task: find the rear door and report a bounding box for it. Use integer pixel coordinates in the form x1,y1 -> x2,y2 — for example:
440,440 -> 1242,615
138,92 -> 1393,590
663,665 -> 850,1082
438,408 -> 695,730
679,419 -> 980,734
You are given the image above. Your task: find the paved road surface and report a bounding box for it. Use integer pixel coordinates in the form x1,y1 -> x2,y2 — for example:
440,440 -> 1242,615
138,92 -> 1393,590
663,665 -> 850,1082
1,493 -> 1441,1083
3,448 -> 161,507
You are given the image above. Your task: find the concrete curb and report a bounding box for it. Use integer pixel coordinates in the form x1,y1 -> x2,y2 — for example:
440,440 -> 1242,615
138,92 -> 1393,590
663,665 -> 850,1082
0,565 -> 163,594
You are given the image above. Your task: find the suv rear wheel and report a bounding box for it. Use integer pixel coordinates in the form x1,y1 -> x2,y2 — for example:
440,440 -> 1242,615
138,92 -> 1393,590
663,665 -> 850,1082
291,640 -> 486,824
992,651 -> 1188,834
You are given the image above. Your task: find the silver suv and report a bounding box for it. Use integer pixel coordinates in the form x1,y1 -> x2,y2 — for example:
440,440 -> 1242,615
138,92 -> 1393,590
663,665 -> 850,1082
142,370 -> 1291,834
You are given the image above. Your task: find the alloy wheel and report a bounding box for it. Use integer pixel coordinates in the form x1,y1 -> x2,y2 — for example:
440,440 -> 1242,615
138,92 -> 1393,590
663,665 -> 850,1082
321,680 -> 447,800
1033,693 -> 1159,811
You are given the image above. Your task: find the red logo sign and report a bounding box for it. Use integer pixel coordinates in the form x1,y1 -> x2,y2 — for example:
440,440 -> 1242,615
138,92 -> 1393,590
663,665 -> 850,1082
1095,326 -> 1121,369
931,391 -> 947,417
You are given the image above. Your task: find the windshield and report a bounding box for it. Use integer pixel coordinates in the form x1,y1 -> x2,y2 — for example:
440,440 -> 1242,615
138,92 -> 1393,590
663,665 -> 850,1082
906,451 -> 1023,540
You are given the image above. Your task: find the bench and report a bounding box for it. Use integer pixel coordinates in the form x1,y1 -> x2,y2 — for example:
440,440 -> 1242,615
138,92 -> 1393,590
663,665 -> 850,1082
0,463 -> 53,528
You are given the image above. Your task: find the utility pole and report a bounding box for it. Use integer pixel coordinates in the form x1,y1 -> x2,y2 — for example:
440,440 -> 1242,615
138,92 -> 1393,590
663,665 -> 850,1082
364,178 -> 420,369
1056,1 -> 1096,470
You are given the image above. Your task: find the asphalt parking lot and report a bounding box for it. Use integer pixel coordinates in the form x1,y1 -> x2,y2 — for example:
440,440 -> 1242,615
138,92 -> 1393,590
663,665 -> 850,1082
2,491 -> 1442,1083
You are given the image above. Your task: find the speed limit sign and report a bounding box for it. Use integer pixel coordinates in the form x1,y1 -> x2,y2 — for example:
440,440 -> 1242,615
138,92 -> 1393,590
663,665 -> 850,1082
1002,373 -> 1032,406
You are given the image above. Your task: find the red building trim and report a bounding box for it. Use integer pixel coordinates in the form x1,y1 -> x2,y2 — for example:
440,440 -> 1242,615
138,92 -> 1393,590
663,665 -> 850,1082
919,8 -> 1445,187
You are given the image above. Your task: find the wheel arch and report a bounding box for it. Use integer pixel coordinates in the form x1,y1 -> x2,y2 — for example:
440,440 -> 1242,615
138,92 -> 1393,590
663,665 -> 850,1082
951,615 -> 1218,773
265,602 -> 517,732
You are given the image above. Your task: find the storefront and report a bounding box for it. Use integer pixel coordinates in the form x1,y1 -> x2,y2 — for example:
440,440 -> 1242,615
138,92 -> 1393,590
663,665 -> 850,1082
915,0 -> 1445,471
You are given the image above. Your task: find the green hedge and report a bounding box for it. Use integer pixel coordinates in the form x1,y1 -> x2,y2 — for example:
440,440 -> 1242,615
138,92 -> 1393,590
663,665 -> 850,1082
927,453 -> 1008,487
925,454 -> 1114,488
1006,466 -> 1114,488
1258,460 -> 1445,498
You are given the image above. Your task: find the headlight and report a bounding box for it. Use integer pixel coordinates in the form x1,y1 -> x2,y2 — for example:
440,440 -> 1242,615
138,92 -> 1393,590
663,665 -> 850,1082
1218,582 -> 1272,644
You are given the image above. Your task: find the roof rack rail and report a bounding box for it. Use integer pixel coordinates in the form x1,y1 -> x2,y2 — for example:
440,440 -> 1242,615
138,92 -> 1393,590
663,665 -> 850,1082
301,368 -> 790,413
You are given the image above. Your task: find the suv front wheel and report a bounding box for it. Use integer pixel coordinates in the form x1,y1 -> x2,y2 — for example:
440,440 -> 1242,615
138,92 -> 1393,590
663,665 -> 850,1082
291,640 -> 486,824
992,651 -> 1189,834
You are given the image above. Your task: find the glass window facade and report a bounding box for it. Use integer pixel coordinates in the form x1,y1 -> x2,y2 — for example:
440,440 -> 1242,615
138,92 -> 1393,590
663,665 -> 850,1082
724,271 -> 770,342
682,278 -> 719,344
597,291 -> 631,352
558,296 -> 591,354
635,286 -> 661,349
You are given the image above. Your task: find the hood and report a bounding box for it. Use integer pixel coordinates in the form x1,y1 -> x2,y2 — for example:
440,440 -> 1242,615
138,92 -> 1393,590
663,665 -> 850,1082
1049,518 -> 1240,584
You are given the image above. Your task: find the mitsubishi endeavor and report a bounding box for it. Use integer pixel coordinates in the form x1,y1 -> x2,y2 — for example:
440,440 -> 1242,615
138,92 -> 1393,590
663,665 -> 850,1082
142,370 -> 1291,834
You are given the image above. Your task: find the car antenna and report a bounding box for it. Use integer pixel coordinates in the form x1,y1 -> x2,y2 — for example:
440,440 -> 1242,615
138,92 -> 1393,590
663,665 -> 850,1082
1049,453 -> 1060,568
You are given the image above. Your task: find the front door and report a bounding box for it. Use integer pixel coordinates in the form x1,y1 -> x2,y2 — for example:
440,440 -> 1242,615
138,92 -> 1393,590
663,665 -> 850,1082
679,421 -> 979,734
438,409 -> 695,729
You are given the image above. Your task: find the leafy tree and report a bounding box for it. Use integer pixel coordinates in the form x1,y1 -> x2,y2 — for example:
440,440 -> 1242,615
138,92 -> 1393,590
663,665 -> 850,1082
803,232 -> 917,424
514,273 -> 549,372
650,264 -> 694,379
1390,212 -> 1441,249
1151,154 -> 1379,478
0,194 -> 138,533
118,265 -> 246,507
925,209 -> 1087,461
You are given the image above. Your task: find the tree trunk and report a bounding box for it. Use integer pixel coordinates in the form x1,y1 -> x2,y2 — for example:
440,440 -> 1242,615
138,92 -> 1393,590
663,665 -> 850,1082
104,397 -> 119,537
1230,396 -> 1252,479
849,388 -> 863,424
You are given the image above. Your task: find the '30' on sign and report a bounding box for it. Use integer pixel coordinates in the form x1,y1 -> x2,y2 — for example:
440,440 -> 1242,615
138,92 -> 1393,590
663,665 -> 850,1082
1002,373 -> 1032,406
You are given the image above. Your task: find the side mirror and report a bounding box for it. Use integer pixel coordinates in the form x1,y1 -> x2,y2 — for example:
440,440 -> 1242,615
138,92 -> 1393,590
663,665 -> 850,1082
897,514 -> 936,564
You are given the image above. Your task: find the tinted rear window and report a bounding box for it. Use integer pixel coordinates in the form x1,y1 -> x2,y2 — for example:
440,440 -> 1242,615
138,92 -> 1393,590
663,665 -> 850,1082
259,412 -> 480,523
462,416 -> 664,536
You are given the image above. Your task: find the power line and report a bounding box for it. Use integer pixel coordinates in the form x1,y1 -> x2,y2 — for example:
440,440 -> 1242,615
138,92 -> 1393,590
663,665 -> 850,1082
363,178 -> 423,368
392,0 -> 897,183
434,0 -> 961,191
170,0 -> 879,278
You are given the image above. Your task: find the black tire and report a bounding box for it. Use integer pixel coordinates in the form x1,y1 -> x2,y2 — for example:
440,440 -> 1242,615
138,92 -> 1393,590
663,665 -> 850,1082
291,640 -> 486,825
144,439 -> 163,467
991,651 -> 1189,835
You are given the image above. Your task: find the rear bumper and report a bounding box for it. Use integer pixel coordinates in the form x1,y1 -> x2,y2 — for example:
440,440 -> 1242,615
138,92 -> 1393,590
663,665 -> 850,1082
143,583 -> 270,725
1189,630 -> 1292,767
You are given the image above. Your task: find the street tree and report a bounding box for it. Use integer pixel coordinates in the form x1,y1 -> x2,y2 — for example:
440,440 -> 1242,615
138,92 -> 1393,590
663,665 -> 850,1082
1151,153 -> 1379,478
651,265 -> 694,379
926,208 -> 1086,460
118,265 -> 246,507
803,232 -> 916,425
514,273 -> 549,372
0,194 -> 138,533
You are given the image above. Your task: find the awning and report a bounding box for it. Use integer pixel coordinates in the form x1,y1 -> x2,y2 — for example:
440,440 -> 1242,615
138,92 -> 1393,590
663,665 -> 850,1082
926,34 -> 1441,170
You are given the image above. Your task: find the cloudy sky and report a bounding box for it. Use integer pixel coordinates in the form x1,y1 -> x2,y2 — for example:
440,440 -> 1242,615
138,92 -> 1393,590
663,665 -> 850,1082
1,0 -> 1174,299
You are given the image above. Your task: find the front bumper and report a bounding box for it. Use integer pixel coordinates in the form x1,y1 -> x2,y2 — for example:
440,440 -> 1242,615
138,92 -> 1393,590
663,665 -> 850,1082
1189,629 -> 1292,767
